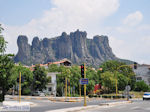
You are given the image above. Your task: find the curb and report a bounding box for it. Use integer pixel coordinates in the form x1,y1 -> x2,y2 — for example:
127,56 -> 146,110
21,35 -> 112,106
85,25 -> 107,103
49,97 -> 83,102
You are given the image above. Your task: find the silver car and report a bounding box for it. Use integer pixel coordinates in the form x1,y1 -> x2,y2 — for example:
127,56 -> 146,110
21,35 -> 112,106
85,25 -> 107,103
143,92 -> 150,100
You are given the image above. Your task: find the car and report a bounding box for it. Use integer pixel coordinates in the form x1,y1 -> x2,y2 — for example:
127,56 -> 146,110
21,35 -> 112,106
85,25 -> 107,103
32,91 -> 40,96
143,92 -> 150,100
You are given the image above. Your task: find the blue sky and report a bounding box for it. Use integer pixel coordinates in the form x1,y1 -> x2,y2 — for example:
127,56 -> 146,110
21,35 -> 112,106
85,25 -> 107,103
0,0 -> 150,64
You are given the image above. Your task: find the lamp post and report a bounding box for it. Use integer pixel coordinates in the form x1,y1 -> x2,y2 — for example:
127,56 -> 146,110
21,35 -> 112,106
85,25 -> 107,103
116,65 -> 131,96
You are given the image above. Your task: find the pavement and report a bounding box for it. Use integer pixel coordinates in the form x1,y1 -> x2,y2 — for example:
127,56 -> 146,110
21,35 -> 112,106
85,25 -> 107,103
0,101 -> 33,112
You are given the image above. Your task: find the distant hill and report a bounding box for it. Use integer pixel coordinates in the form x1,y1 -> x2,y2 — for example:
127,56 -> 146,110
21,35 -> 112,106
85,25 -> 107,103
14,30 -> 133,67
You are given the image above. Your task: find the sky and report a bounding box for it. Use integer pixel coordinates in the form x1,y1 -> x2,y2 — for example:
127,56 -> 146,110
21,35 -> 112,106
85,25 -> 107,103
0,0 -> 150,64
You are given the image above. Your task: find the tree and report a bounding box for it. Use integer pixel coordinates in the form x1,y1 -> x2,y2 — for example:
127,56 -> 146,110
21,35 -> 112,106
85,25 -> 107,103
100,71 -> 116,93
48,64 -> 60,72
11,64 -> 33,95
134,81 -> 150,92
56,65 -> 72,96
32,65 -> 48,92
0,24 -> 14,102
86,67 -> 98,94
100,60 -> 136,90
117,73 -> 129,91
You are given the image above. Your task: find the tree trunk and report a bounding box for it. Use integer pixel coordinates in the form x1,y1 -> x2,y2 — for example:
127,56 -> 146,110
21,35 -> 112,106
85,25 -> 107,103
2,87 -> 5,102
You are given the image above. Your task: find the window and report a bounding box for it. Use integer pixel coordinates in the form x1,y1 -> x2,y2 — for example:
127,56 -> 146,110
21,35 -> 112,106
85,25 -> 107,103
48,87 -> 52,91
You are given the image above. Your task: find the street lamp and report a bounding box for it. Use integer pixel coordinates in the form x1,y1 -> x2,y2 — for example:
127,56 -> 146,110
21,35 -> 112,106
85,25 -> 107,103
115,65 -> 131,96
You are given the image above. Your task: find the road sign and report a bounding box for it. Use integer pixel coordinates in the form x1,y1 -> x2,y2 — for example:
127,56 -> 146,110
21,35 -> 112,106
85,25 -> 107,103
125,85 -> 131,91
80,78 -> 88,85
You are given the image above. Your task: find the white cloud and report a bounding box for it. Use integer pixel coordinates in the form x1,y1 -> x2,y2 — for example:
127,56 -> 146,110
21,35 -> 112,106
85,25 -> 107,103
105,11 -> 150,64
2,0 -> 119,54
123,11 -> 143,26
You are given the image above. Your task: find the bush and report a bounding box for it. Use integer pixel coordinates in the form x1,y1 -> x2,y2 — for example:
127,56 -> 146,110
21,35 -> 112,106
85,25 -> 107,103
134,81 -> 150,92
22,88 -> 31,95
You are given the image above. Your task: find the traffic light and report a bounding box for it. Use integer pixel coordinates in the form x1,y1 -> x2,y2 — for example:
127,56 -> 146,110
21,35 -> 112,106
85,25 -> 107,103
134,62 -> 137,69
81,64 -> 84,78
16,76 -> 24,83
17,77 -> 19,82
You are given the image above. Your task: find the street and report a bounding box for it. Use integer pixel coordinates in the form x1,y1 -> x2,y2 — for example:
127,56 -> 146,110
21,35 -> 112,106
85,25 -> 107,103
85,100 -> 150,112
4,96 -> 150,112
5,96 -> 127,112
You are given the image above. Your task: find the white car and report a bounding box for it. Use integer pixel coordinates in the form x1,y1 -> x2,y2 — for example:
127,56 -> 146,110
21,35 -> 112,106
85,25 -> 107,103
143,92 -> 150,100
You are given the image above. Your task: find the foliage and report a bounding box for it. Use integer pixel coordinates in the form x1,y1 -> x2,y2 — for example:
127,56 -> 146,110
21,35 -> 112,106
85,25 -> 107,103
117,72 -> 129,90
134,81 -> 150,92
48,64 -> 60,72
11,64 -> 33,95
99,60 -> 136,91
100,71 -> 116,93
0,24 -> 14,102
47,76 -> 51,83
32,65 -> 48,92
56,65 -> 72,96
86,67 -> 98,94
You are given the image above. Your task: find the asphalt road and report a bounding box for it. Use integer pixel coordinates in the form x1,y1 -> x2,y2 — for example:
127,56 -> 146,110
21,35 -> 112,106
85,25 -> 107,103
30,99 -> 122,112
6,96 -> 147,112
85,100 -> 150,112
5,97 -> 126,112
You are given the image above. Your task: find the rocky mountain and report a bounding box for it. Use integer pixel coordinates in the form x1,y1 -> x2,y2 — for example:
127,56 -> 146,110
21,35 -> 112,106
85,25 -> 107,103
14,30 -> 126,67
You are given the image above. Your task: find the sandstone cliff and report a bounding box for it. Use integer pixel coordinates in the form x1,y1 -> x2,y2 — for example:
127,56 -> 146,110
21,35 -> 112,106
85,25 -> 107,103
14,30 -> 118,66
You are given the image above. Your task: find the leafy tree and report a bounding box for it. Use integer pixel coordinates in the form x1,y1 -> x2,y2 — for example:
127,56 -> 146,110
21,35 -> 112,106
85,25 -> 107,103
56,65 -> 72,96
32,65 -> 48,92
69,66 -> 80,95
134,81 -> 150,92
11,64 -> 33,95
48,64 -> 60,72
0,24 -> 14,102
117,72 -> 129,90
86,67 -> 98,94
100,60 -> 136,90
100,71 -> 116,93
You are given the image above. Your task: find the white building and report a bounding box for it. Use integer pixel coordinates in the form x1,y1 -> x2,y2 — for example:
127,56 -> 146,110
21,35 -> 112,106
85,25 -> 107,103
133,64 -> 150,85
45,72 -> 59,96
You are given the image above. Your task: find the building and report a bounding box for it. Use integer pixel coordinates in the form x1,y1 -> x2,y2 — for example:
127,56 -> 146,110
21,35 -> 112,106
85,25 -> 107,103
48,58 -> 72,67
29,58 -> 72,96
45,72 -> 59,96
133,64 -> 150,85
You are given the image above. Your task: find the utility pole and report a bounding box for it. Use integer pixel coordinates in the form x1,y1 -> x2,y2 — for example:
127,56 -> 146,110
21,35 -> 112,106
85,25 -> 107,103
84,63 -> 87,106
19,72 -> 21,103
115,71 -> 118,96
79,84 -> 81,98
68,79 -> 70,97
65,77 -> 67,98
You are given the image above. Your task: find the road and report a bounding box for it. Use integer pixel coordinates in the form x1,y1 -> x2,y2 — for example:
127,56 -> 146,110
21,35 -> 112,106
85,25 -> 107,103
30,99 -> 120,112
85,100 -> 150,112
5,96 -> 126,112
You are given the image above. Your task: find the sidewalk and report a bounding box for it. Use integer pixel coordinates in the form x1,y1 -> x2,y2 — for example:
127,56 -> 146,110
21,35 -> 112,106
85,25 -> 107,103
0,101 -> 34,112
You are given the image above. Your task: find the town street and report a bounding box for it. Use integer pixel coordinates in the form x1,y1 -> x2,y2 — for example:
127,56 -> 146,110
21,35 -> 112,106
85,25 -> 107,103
5,96 -> 128,112
84,100 -> 150,112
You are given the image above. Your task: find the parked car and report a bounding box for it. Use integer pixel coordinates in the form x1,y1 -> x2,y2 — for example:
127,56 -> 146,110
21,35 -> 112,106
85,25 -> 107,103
32,91 -> 45,96
143,92 -> 150,100
32,91 -> 40,96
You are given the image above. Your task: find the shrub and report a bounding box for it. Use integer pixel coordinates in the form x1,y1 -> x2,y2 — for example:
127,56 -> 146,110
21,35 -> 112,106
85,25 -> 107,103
134,81 -> 150,92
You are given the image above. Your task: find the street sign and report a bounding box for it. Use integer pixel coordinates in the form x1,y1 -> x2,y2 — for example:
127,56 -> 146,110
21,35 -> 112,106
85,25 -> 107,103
80,78 -> 88,85
125,85 -> 131,91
